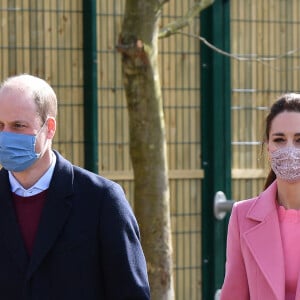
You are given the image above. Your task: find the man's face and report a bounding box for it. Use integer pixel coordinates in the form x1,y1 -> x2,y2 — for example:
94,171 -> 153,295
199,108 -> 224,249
0,83 -> 56,174
0,89 -> 42,135
0,89 -> 50,158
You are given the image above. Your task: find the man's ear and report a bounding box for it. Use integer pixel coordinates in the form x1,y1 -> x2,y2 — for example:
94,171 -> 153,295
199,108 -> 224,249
46,117 -> 56,139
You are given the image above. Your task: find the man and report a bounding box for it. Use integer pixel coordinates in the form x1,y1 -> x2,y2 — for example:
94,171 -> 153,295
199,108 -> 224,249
0,74 -> 150,299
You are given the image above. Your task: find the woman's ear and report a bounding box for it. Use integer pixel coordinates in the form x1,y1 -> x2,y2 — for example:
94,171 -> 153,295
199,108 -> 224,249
265,141 -> 272,163
263,139 -> 269,152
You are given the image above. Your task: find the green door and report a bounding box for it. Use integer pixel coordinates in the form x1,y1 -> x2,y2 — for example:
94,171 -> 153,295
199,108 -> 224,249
200,0 -> 231,299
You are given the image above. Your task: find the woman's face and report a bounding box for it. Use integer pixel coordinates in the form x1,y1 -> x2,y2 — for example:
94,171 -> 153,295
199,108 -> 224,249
268,111 -> 300,154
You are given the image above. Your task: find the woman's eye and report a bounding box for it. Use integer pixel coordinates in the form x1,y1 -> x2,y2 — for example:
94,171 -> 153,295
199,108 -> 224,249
273,138 -> 285,143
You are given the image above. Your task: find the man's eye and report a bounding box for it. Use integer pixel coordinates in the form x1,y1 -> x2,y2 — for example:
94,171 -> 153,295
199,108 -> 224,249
14,123 -> 26,128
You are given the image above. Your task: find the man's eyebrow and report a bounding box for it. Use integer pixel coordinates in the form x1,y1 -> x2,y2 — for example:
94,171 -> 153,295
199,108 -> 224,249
11,120 -> 27,123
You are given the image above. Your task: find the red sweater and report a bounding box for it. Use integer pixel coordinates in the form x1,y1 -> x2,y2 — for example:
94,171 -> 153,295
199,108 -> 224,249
12,190 -> 47,255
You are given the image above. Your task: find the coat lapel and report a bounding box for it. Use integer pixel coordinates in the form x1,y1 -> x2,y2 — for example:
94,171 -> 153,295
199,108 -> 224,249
26,152 -> 74,279
296,277 -> 300,299
244,181 -> 285,300
0,170 -> 29,272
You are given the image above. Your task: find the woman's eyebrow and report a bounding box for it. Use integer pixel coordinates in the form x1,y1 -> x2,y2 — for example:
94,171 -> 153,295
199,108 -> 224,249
271,132 -> 300,136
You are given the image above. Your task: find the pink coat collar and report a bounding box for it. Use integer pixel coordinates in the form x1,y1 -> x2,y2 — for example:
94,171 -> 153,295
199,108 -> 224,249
244,180 -> 285,299
246,180 -> 278,221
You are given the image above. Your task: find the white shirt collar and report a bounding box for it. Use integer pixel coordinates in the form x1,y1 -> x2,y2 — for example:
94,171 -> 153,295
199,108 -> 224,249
9,152 -> 57,197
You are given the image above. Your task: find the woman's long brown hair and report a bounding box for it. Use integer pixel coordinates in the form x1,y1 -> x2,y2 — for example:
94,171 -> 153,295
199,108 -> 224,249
263,93 -> 300,190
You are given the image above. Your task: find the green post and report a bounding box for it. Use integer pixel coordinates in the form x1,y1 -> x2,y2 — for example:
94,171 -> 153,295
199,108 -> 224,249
83,0 -> 98,172
200,0 -> 231,299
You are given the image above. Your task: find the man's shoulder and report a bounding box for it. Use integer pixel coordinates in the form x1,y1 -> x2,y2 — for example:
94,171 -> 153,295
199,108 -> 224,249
54,150 -> 123,193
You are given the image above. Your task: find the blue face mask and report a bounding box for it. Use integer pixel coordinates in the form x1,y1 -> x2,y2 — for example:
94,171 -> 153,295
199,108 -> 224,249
0,125 -> 45,172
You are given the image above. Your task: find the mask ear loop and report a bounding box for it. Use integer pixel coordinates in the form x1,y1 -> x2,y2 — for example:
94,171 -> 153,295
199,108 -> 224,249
33,118 -> 49,157
35,118 -> 49,138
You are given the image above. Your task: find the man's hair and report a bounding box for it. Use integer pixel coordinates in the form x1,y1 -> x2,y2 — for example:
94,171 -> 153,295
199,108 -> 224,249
0,74 -> 58,123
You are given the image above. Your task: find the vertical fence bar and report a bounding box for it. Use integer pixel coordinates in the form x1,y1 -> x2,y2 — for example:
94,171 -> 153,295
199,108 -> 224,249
83,0 -> 98,172
200,0 -> 231,298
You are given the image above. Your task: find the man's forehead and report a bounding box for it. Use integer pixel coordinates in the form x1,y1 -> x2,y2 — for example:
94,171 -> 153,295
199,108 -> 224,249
0,88 -> 33,102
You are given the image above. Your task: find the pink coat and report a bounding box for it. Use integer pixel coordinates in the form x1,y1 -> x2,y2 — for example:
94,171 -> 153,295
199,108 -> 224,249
220,181 -> 300,300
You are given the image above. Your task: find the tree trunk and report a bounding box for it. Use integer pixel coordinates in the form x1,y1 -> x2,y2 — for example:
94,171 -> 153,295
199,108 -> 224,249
118,1 -> 174,299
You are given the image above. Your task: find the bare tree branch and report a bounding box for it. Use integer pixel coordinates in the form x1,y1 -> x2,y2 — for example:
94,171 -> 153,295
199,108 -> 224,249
179,31 -> 300,72
158,0 -> 214,39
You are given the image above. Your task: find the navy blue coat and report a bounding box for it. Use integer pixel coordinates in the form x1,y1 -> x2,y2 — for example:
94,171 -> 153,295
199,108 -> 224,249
0,151 -> 150,299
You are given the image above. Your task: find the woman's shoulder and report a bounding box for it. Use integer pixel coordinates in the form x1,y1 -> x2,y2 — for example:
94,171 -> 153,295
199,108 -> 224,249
232,195 -> 260,217
234,181 -> 277,210
234,195 -> 259,208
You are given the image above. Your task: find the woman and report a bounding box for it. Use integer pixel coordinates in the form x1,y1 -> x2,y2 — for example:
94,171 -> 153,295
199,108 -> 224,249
220,93 -> 300,300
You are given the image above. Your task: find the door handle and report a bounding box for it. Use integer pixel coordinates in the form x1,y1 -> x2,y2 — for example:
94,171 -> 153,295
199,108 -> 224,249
214,289 -> 221,300
214,191 -> 234,220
